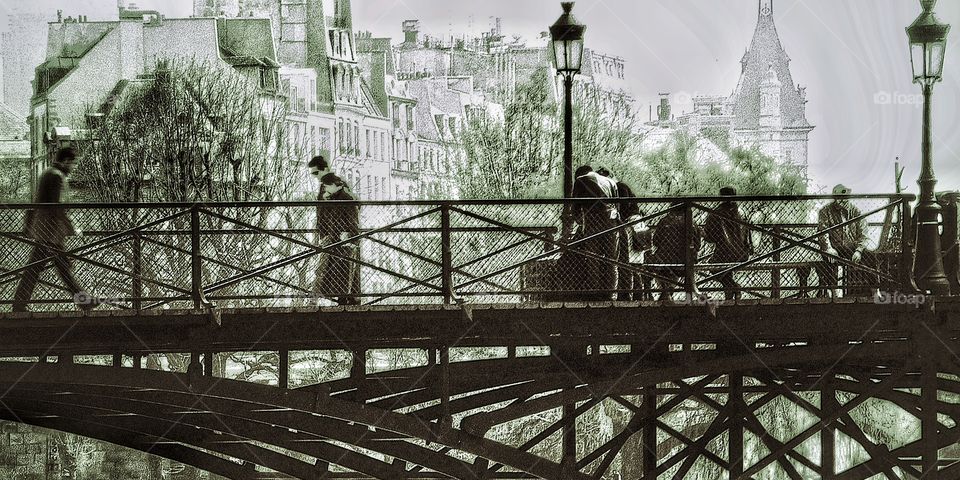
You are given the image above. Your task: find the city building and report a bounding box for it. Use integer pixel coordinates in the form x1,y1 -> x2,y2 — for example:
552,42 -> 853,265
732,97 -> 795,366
671,0 -> 813,177
2,11 -> 50,118
28,6 -> 280,188
394,18 -> 631,108
0,103 -> 30,200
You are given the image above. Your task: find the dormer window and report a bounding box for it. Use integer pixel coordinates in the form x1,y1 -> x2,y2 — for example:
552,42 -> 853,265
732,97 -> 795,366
260,67 -> 277,92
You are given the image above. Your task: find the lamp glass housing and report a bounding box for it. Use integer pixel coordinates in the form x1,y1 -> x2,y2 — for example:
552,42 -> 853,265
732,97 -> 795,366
553,38 -> 584,73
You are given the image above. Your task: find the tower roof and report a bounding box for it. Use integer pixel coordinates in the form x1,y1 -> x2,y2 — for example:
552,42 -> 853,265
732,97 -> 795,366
731,0 -> 810,130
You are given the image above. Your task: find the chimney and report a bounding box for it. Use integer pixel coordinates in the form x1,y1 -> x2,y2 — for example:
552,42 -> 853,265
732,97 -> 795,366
370,51 -> 388,114
277,0 -> 333,109
657,93 -> 671,122
402,20 -> 420,45
333,0 -> 352,30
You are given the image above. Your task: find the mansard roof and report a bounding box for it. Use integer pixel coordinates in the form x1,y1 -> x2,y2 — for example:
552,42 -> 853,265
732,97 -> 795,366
730,1 -> 810,130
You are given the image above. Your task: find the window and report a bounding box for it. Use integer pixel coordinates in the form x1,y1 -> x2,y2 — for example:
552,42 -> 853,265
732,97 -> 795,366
380,133 -> 386,160
354,122 -> 359,154
311,126 -> 316,154
318,127 -> 330,153
406,105 -> 414,130
365,130 -> 371,157
392,104 -> 400,129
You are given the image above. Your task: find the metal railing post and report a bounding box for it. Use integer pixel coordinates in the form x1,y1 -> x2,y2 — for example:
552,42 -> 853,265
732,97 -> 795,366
132,223 -> 143,311
771,227 -> 782,299
683,201 -> 699,298
938,192 -> 959,294
901,200 -> 920,293
190,205 -> 207,309
440,204 -> 454,304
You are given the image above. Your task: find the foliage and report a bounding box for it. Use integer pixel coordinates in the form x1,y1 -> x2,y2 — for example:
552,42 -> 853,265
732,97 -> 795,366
456,67 -> 806,205
76,59 -> 304,202
457,68 -> 638,200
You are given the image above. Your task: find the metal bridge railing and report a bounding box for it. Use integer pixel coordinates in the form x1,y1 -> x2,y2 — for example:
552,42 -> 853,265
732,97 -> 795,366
0,195 -> 921,311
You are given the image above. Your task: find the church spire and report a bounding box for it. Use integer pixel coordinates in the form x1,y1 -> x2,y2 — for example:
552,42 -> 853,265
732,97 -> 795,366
759,0 -> 773,18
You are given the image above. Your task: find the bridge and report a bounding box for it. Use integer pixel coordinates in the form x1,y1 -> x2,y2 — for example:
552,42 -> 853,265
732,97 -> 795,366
1,194 -> 959,479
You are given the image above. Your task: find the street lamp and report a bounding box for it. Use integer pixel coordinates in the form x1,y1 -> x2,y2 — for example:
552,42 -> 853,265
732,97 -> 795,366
908,0 -> 951,295
550,1 -> 585,199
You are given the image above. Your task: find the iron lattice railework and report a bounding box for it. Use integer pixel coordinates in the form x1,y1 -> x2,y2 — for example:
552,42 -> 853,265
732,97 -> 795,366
0,195 -> 920,310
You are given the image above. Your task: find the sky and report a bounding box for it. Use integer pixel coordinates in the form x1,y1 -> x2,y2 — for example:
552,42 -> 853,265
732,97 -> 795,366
2,0 -> 959,195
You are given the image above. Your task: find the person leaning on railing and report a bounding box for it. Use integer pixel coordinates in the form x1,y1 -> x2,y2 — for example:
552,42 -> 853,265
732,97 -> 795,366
649,204 -> 697,301
816,184 -> 877,297
570,165 -> 621,301
12,147 -> 100,312
704,187 -> 753,300
597,167 -> 640,301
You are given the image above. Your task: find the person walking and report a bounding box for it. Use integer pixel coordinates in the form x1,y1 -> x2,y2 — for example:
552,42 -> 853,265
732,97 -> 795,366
13,147 -> 98,312
315,173 -> 361,306
703,187 -> 753,300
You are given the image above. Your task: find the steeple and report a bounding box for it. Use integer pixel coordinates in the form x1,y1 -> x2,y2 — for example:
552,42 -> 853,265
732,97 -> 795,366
759,0 -> 773,18
730,0 -> 809,130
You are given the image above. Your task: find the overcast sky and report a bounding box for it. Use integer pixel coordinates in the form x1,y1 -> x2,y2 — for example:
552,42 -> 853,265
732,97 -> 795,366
3,0 -> 959,195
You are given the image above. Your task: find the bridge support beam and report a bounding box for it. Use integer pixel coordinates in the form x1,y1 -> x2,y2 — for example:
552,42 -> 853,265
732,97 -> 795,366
821,373 -> 836,480
728,373 -> 742,480
279,349 -> 289,389
921,326 -> 940,479
439,346 -> 451,422
642,386 -> 656,477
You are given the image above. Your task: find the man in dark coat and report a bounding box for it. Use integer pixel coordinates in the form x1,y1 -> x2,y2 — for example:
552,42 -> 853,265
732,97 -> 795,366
13,147 -> 97,312
597,167 -> 639,300
315,173 -> 361,306
649,205 -> 690,300
704,187 -> 753,300
571,165 -> 620,300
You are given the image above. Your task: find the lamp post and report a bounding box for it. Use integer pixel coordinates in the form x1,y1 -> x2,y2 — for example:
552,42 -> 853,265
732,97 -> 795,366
908,0 -> 951,295
550,2 -> 585,200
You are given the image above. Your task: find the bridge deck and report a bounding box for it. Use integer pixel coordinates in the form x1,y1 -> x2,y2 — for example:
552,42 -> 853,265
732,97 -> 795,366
0,296 -> 949,356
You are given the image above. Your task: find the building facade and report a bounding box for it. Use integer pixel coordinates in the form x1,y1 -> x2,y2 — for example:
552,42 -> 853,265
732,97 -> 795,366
28,7 -> 280,188
2,11 -> 50,118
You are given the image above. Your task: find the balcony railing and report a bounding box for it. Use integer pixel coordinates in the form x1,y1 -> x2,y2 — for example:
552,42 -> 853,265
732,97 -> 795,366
0,195 -> 927,312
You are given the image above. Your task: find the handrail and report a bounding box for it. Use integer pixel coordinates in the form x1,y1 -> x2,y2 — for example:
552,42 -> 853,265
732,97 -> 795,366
2,193 -> 919,210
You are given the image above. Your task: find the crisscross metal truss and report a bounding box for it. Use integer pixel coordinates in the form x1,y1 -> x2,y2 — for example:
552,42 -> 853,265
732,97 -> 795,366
0,308 -> 958,480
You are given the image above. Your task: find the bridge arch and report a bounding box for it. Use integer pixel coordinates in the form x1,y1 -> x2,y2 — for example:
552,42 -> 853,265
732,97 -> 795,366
0,362 -> 591,480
